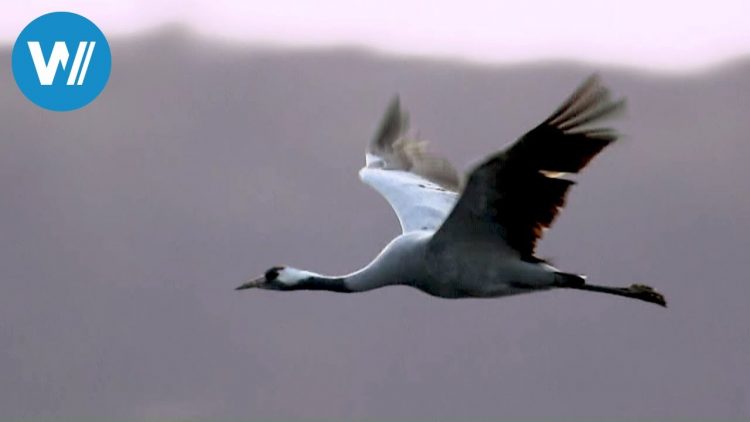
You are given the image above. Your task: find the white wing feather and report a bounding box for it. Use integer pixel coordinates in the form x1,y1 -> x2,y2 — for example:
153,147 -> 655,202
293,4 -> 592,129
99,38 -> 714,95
359,167 -> 458,233
359,98 -> 462,233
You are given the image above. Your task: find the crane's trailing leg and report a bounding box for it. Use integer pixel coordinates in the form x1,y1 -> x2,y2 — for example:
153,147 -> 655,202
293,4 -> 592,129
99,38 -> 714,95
563,281 -> 667,307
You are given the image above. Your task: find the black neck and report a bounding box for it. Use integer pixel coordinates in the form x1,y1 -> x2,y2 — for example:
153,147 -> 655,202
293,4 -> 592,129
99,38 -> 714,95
290,276 -> 352,293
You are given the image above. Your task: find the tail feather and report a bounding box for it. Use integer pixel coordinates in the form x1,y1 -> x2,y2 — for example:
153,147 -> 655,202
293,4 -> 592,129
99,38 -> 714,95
554,272 -> 586,287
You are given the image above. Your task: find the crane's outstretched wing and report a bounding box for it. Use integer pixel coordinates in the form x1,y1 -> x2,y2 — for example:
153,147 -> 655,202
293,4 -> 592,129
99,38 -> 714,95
432,75 -> 625,261
359,98 -> 461,233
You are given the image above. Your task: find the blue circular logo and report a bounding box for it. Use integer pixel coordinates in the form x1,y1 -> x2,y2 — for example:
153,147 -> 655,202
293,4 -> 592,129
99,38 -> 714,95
12,12 -> 111,112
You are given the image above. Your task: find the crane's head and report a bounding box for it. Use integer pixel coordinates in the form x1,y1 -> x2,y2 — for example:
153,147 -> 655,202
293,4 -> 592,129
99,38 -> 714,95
235,266 -> 312,291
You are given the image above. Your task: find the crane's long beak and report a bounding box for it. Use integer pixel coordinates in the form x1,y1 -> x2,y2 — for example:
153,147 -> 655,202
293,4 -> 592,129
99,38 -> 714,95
235,276 -> 264,290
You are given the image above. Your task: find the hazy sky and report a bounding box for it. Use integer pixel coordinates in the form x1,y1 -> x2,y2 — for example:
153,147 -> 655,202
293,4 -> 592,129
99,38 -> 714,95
2,0 -> 749,71
2,41 -> 750,419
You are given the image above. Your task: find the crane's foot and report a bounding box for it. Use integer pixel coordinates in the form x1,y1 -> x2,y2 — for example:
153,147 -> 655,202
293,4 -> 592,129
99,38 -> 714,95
625,284 -> 667,307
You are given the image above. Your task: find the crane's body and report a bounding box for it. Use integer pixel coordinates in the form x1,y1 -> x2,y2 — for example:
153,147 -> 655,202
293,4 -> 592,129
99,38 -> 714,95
237,76 -> 667,307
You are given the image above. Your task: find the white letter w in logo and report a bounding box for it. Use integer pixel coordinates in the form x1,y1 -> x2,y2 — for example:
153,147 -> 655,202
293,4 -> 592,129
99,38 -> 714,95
27,41 -> 96,85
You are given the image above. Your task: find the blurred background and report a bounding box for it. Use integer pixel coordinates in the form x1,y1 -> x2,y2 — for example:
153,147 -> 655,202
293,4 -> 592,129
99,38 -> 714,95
2,1 -> 749,420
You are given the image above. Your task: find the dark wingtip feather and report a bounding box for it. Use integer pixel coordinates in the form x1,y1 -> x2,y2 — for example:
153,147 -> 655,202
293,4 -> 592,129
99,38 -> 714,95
513,75 -> 625,174
560,98 -> 626,131
370,96 -> 408,153
547,74 -> 624,133
546,74 -> 602,126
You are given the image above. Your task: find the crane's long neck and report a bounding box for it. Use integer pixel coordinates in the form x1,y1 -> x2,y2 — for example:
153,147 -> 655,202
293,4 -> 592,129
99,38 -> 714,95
283,271 -> 351,292
279,265 -> 401,293
277,233 -> 424,293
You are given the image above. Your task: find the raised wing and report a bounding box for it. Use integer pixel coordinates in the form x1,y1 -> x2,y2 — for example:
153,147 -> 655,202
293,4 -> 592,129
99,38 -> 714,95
433,75 -> 625,261
359,98 -> 461,233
